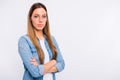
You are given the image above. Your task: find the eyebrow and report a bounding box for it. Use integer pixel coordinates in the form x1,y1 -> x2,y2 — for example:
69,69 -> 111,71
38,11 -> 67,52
33,13 -> 46,15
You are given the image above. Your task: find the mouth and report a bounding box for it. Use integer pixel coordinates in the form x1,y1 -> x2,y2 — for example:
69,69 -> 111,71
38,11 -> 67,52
37,24 -> 43,27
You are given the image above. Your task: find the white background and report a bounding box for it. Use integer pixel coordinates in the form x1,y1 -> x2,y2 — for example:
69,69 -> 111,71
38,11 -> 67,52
0,0 -> 120,80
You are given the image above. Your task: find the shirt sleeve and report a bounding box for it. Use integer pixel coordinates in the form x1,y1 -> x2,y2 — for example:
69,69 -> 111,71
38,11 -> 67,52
18,36 -> 44,78
52,36 -> 65,72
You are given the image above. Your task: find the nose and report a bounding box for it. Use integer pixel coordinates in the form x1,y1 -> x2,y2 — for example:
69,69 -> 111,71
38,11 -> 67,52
39,17 -> 43,22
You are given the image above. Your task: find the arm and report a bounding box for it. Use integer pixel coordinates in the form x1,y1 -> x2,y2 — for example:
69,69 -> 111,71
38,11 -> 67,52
30,36 -> 65,74
43,60 -> 57,74
31,57 -> 57,74
44,36 -> 65,73
47,66 -> 58,73
18,36 -> 44,78
44,37 -> 65,73
52,36 -> 65,72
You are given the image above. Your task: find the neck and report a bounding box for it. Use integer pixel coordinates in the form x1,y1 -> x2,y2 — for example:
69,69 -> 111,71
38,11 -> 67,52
34,30 -> 44,40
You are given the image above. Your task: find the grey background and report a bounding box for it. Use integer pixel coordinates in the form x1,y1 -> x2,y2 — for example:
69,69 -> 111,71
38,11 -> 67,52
0,0 -> 120,80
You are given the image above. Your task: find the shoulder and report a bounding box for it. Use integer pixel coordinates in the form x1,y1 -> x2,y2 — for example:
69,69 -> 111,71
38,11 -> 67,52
18,34 -> 36,49
51,35 -> 59,47
51,35 -> 57,43
18,34 -> 33,42
18,34 -> 31,45
18,34 -> 29,40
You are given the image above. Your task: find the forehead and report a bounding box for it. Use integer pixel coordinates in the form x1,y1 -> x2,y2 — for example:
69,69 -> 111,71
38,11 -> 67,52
32,8 -> 46,15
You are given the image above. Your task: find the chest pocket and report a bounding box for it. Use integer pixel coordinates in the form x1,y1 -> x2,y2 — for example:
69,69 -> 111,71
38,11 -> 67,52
30,47 -> 39,60
23,35 -> 40,63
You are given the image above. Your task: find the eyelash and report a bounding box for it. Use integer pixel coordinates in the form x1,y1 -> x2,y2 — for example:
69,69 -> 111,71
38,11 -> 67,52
34,15 -> 47,18
42,15 -> 47,18
34,16 -> 38,18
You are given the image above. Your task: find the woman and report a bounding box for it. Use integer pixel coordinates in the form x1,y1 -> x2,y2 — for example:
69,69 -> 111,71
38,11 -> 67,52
18,2 -> 65,80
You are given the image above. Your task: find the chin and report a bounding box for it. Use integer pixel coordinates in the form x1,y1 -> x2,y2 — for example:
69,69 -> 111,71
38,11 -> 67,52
37,28 -> 43,31
34,28 -> 43,31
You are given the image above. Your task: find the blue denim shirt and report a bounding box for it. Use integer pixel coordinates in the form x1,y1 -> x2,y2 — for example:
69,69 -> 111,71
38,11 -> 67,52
18,35 -> 65,80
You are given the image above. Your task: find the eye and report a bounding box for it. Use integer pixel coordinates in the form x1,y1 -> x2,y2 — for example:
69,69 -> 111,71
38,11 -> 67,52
34,15 -> 38,18
42,15 -> 47,18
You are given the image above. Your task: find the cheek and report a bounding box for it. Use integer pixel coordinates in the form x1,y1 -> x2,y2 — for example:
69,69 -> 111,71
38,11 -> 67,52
31,19 -> 37,26
44,20 -> 47,25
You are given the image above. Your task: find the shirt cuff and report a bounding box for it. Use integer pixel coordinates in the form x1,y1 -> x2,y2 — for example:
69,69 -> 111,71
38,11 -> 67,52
55,63 -> 62,72
38,65 -> 44,75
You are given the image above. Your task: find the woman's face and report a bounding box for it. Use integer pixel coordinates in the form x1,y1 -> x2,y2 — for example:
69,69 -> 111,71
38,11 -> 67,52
31,8 -> 47,31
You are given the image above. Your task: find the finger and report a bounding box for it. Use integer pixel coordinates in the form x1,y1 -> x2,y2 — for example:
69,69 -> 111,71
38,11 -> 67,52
31,57 -> 36,59
30,57 -> 36,61
30,61 -> 35,65
30,61 -> 38,66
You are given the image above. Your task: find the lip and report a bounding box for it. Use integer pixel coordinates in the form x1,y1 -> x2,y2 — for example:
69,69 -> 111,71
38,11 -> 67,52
37,24 -> 43,26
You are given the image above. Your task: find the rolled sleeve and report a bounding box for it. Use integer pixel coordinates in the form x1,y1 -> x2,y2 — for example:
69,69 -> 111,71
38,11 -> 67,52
55,61 -> 65,72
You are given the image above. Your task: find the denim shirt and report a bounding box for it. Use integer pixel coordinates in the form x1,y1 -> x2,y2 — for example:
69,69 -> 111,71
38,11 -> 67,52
18,35 -> 65,80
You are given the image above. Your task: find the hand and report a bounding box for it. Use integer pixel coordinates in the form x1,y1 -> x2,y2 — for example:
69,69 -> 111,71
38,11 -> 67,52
30,57 -> 39,66
51,60 -> 57,64
43,59 -> 57,74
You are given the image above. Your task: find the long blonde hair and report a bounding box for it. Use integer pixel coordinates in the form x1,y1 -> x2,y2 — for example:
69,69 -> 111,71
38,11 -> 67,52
27,2 -> 57,64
